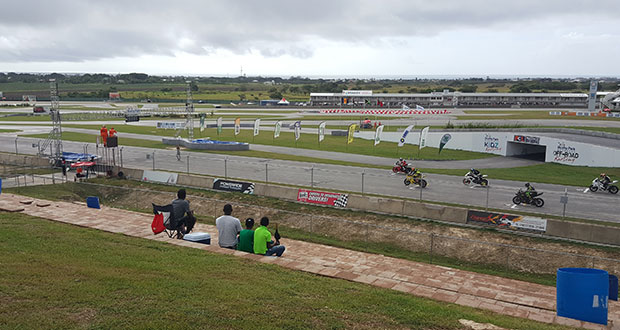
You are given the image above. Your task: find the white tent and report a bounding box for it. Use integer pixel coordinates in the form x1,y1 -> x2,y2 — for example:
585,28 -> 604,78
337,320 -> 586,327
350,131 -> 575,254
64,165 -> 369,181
277,98 -> 290,105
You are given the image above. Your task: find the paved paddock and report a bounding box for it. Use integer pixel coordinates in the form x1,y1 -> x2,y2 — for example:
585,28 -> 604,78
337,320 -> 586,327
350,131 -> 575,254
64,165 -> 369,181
1,192 -> 617,329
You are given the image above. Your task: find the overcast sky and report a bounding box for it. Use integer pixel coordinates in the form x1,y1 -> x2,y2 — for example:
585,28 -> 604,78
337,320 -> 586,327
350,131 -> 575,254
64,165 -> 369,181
0,0 -> 619,77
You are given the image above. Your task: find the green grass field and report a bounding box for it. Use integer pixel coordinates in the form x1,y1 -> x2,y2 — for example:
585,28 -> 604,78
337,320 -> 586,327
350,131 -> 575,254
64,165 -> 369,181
0,212 -> 567,329
58,124 -> 494,161
458,111 -> 620,121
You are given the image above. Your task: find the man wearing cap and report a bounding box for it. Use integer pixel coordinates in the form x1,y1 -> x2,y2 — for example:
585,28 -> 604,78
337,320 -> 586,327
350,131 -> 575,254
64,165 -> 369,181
237,218 -> 255,253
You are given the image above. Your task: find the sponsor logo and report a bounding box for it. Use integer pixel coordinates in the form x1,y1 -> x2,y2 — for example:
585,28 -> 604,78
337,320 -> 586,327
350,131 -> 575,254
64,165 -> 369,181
483,134 -> 501,152
553,142 -> 579,163
513,135 -> 540,144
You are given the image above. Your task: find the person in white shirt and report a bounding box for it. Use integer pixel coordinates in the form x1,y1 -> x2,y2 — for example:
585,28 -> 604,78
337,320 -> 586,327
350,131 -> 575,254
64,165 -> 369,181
215,204 -> 242,249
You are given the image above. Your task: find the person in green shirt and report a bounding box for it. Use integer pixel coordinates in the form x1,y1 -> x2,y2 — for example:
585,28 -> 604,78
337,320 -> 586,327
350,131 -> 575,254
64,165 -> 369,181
237,218 -> 255,253
253,217 -> 285,257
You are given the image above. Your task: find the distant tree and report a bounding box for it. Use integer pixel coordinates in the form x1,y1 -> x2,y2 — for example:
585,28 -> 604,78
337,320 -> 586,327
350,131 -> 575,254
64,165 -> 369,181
269,91 -> 283,99
510,84 -> 532,93
459,85 -> 478,93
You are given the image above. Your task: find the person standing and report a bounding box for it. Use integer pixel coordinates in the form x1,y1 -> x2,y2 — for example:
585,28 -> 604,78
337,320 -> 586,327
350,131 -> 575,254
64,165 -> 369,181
100,125 -> 108,147
253,217 -> 285,257
216,204 -> 242,249
237,218 -> 255,253
176,145 -> 181,161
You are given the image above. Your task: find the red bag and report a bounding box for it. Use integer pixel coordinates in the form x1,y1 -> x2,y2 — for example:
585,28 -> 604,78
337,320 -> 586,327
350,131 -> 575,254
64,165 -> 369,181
151,213 -> 165,234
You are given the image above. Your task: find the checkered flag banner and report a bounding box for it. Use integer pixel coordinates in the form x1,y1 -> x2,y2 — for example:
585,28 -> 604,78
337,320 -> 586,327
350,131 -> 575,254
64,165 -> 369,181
333,194 -> 348,208
243,183 -> 255,194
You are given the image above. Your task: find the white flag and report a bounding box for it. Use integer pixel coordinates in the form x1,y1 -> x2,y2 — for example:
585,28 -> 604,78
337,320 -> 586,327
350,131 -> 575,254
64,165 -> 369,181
294,121 -> 301,141
374,124 -> 384,146
253,119 -> 260,136
274,121 -> 281,138
398,125 -> 414,147
419,126 -> 430,149
402,104 -> 410,111
416,105 -> 425,111
318,121 -> 326,142
217,117 -> 223,134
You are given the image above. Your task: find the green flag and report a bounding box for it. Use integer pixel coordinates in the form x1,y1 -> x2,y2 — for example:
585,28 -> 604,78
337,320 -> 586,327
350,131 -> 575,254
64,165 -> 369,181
439,134 -> 452,154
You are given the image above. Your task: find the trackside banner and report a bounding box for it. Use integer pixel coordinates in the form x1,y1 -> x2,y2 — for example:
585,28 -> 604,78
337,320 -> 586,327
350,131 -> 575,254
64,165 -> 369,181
466,210 -> 547,233
297,189 -> 348,208
213,179 -> 255,194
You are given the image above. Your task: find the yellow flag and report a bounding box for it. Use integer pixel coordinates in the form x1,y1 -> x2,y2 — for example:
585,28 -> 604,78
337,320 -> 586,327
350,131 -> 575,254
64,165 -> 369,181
234,117 -> 241,135
347,124 -> 357,144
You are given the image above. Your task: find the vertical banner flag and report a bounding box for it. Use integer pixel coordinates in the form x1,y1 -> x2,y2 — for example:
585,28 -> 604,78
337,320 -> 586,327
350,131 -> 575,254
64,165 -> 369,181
398,125 -> 414,147
374,124 -> 384,146
274,121 -> 281,138
234,117 -> 241,135
253,119 -> 260,136
416,105 -> 425,111
294,121 -> 301,141
419,126 -> 430,149
439,134 -> 452,154
318,121 -> 326,142
347,124 -> 357,144
402,104 -> 410,111
199,113 -> 205,132
217,117 -> 223,134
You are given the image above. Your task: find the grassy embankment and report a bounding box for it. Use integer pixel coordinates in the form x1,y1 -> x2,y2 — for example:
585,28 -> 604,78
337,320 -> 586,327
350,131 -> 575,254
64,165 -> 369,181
7,179 -> 618,286
1,211 -> 570,329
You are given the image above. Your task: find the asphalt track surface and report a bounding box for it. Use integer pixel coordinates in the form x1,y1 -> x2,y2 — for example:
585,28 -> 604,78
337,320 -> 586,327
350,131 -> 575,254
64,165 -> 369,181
2,134 -> 619,224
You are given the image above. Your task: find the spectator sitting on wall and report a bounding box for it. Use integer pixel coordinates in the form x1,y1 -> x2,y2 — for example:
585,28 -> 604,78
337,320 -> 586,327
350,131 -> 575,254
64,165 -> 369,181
216,204 -> 242,249
253,217 -> 285,257
237,218 -> 255,253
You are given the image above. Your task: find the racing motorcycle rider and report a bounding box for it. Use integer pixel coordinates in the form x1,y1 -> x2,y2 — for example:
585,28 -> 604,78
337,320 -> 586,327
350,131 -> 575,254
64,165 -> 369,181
524,182 -> 537,203
408,167 -> 422,181
395,158 -> 407,168
600,173 -> 612,189
467,168 -> 483,183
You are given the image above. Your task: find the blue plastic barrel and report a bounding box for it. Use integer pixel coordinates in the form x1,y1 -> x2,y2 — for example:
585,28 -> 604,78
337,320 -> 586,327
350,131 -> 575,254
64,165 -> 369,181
557,268 -> 608,325
610,275 -> 618,301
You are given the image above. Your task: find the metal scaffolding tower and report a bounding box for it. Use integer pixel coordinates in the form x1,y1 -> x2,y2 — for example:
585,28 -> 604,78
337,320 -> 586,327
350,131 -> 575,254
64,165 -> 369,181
39,79 -> 63,164
185,81 -> 195,140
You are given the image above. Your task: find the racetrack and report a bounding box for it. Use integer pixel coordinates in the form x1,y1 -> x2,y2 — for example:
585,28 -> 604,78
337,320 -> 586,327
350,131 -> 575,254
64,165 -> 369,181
2,135 -> 618,224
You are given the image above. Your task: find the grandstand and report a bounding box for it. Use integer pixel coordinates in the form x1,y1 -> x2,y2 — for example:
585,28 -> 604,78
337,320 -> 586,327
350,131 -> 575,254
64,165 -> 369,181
310,90 -> 601,109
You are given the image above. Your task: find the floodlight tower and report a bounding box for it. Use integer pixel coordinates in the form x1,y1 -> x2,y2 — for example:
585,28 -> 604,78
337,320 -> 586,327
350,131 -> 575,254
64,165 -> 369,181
49,79 -> 63,163
185,81 -> 194,140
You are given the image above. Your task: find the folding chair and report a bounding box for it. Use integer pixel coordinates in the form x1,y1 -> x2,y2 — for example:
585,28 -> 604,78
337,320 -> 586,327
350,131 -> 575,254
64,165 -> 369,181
152,203 -> 182,239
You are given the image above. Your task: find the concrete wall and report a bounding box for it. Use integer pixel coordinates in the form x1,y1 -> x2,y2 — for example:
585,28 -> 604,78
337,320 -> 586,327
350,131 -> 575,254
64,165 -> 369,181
545,219 -> 620,246
176,173 -> 214,188
0,153 -> 50,167
356,130 -> 620,167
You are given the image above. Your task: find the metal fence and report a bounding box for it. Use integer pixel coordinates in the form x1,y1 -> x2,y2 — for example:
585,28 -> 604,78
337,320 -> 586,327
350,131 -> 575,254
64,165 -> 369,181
8,178 -> 618,276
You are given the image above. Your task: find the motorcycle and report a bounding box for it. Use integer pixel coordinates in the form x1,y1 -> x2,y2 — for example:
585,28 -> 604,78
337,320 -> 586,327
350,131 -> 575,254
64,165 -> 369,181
404,173 -> 428,188
512,189 -> 544,207
463,173 -> 489,187
589,178 -> 619,194
392,162 -> 411,174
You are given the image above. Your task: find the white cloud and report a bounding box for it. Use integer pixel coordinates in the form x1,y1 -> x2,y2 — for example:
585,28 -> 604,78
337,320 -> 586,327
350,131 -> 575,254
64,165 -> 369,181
0,0 -> 619,76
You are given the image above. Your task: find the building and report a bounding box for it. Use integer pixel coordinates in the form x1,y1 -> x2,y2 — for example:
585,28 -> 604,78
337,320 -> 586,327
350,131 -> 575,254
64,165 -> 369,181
310,90 -> 591,109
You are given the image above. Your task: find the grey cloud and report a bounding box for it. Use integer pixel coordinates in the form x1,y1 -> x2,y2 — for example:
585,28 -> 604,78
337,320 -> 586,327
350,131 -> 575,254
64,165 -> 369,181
0,0 -> 618,62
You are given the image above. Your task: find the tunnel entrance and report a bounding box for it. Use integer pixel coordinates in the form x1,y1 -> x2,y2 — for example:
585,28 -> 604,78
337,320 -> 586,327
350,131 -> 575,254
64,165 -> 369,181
506,136 -> 546,162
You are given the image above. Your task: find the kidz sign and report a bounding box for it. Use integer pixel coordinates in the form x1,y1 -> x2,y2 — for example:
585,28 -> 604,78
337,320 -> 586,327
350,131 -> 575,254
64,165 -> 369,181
483,134 -> 501,152
553,142 -> 579,163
